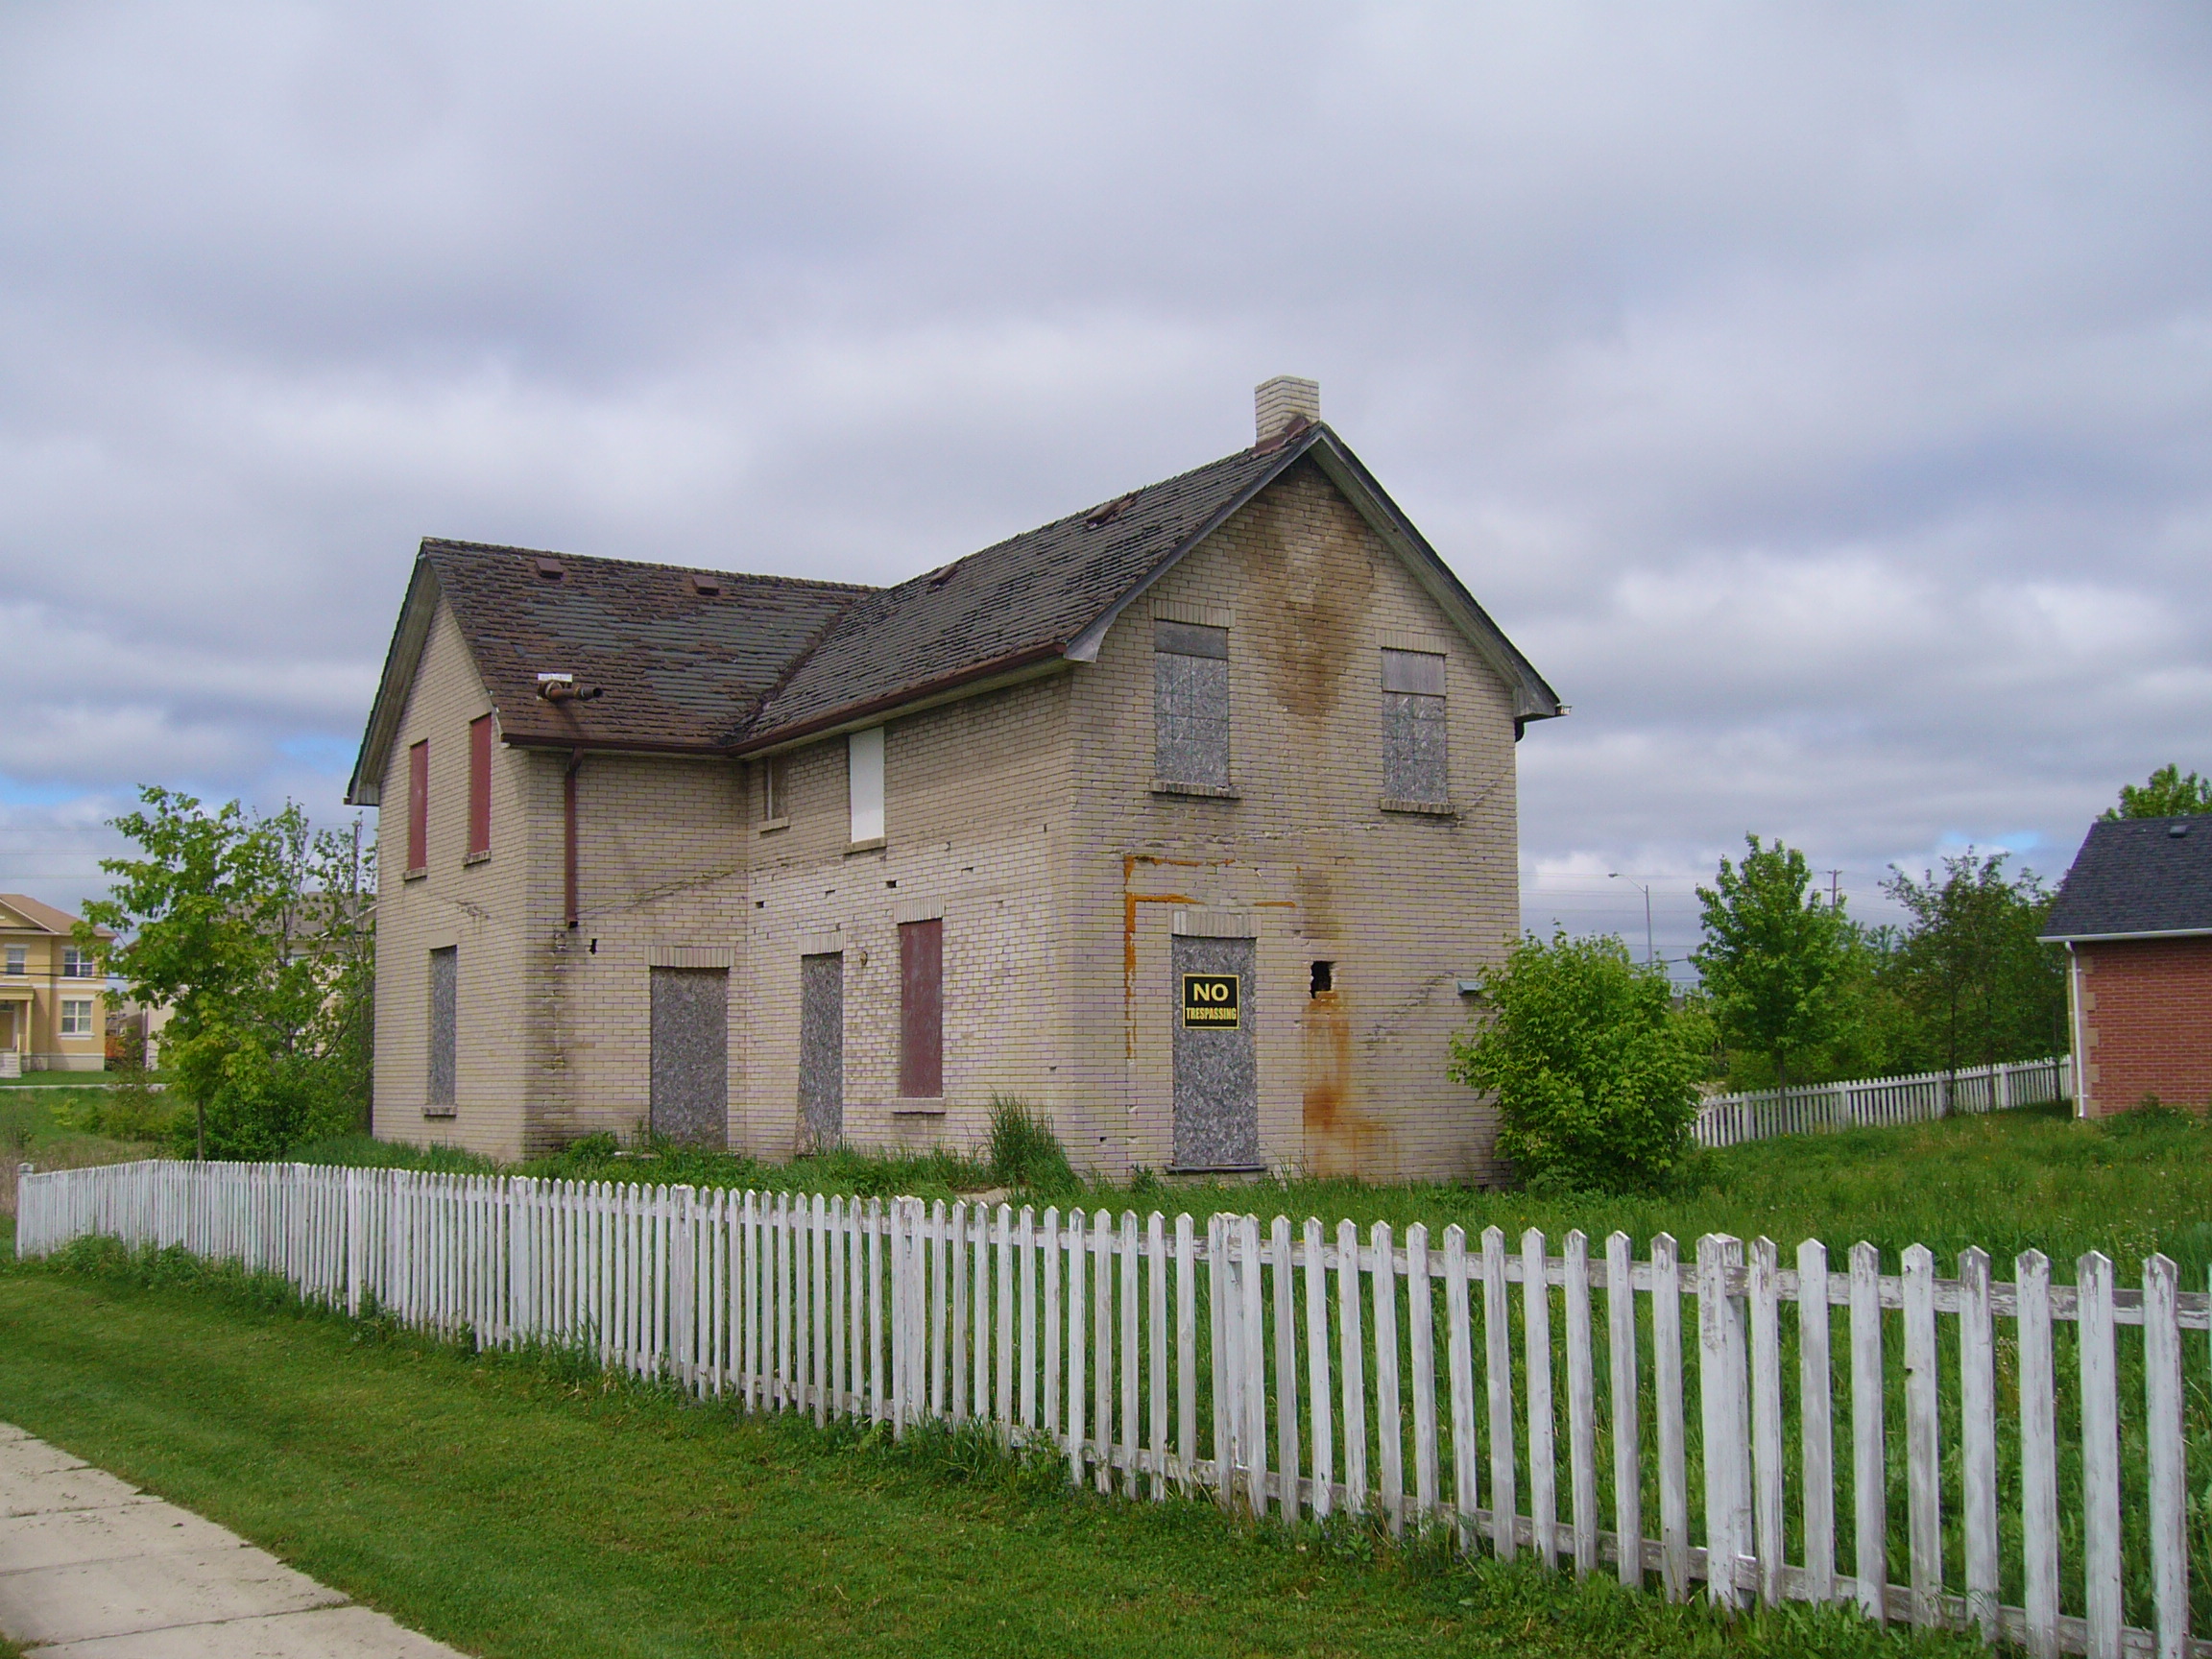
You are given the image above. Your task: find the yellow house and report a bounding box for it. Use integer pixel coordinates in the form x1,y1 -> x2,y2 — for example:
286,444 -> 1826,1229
0,895 -> 111,1076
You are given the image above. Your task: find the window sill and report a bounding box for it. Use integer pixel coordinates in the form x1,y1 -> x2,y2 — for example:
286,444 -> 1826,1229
846,836 -> 886,854
403,867 -> 427,882
1150,780 -> 1240,801
422,1106 -> 457,1120
1380,798 -> 1457,818
889,1099 -> 946,1117
463,850 -> 491,867
757,817 -> 791,836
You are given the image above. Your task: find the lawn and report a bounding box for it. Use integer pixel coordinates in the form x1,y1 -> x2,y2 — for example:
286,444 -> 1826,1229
0,1228 -> 1988,1659
300,1100 -> 2212,1286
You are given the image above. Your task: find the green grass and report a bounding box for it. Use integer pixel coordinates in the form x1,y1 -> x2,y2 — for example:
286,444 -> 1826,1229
299,1101 -> 2212,1286
0,1085 -> 151,1224
0,1229 -> 1989,1659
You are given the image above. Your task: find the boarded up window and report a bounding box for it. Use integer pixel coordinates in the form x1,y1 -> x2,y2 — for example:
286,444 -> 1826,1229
761,754 -> 790,821
427,946 -> 456,1106
799,953 -> 844,1146
407,740 -> 429,874
650,967 -> 729,1146
899,918 -> 943,1098
1154,620 -> 1230,787
467,715 -> 493,857
1382,649 -> 1448,804
849,728 -> 885,842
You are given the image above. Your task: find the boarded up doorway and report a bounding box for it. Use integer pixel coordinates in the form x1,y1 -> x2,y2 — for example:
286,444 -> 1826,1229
1171,932 -> 1259,1170
800,952 -> 844,1147
650,967 -> 728,1146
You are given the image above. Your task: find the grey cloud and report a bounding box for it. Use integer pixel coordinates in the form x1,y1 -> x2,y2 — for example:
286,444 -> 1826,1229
2,2 -> 2209,960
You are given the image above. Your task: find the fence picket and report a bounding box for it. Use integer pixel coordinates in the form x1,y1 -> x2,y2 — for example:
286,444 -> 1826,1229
1651,1234 -> 1686,1601
2079,1252 -> 2122,1659
2142,1254 -> 2188,1659
1371,1220 -> 1402,1533
1903,1243 -> 1942,1627
1563,1230 -> 1597,1578
1271,1214 -> 1299,1514
1482,1225 -> 1516,1560
1959,1247 -> 1997,1638
1605,1231 -> 1642,1589
1797,1239 -> 1835,1603
1335,1217 -> 1367,1519
1525,1228 -> 1557,1568
1696,1235 -> 1750,1611
1446,1225 -> 1479,1551
1850,1241 -> 1887,1623
1407,1223 -> 1438,1525
1304,1216 -> 1334,1520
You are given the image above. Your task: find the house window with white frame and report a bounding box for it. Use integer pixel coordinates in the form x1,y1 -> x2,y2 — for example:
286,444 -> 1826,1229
4,947 -> 22,975
60,999 -> 94,1037
61,946 -> 95,978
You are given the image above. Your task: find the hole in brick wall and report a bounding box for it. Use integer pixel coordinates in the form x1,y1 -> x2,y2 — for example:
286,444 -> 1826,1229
1310,960 -> 1334,997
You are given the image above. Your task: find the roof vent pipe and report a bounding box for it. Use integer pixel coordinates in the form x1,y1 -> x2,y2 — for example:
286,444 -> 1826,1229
1255,375 -> 1320,447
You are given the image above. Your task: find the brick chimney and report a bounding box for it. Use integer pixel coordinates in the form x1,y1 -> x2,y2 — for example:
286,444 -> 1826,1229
1255,375 -> 1320,448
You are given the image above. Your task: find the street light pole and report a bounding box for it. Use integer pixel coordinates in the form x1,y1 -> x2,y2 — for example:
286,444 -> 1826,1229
1608,873 -> 1654,965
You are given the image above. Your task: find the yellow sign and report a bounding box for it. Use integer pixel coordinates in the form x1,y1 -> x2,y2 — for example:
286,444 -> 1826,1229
1181,974 -> 1240,1028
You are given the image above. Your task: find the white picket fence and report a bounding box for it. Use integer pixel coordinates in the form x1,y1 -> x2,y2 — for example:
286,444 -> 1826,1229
1694,1057 -> 2072,1149
13,1158 -> 2209,1659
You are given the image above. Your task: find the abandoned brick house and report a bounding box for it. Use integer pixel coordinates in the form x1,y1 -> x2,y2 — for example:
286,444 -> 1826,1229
346,378 -> 1564,1180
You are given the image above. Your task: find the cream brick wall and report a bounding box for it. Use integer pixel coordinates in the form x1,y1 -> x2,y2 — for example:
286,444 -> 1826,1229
370,460 -> 1526,1178
1065,459 -> 1519,1183
371,601 -> 540,1159
741,672 -> 1079,1162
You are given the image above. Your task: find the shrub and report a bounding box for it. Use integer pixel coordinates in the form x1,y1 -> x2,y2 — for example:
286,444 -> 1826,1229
1449,930 -> 1701,1194
985,1095 -> 1075,1192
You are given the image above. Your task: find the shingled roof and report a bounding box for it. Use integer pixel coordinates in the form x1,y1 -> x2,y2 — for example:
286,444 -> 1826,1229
349,421 -> 1563,803
2040,816 -> 2212,941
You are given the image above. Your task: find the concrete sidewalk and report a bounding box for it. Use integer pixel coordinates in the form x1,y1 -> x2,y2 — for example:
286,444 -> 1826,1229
0,1423 -> 466,1656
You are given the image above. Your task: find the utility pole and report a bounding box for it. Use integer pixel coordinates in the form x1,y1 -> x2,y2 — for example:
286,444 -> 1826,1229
1824,869 -> 1842,909
1609,873 -> 1655,965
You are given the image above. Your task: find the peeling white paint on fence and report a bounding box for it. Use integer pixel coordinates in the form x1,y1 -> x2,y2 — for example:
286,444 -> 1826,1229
1694,1057 -> 2072,1148
13,1158 -> 2209,1657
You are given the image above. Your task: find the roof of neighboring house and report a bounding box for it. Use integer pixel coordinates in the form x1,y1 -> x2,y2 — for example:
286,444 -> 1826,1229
2039,816 -> 2212,941
348,420 -> 1564,803
0,895 -> 112,939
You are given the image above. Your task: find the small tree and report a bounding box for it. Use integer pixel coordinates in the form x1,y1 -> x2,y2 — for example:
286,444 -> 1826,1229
1692,835 -> 1851,1090
1449,930 -> 1700,1193
1881,849 -> 2064,1073
78,788 -> 374,1160
2104,764 -> 2212,819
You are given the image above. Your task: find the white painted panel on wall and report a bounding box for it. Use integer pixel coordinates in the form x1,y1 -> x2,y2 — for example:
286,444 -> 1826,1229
849,728 -> 885,842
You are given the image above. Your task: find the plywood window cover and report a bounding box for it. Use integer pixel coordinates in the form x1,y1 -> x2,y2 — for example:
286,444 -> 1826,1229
406,740 -> 429,878
648,945 -> 735,969
1151,599 -> 1233,630
848,728 -> 885,844
1172,908 -> 1258,938
467,714 -> 493,859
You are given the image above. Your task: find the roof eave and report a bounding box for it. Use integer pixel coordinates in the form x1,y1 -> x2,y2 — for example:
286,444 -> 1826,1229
731,642 -> 1072,757
2037,926 -> 2212,945
346,554 -> 444,807
1061,425 -> 1566,725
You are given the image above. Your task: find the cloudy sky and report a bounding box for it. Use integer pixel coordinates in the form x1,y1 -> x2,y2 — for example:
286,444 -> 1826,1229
5,3 -> 2209,969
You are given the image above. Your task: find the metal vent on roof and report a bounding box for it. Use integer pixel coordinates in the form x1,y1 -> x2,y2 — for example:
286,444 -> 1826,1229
2171,822 -> 2191,838
533,556 -> 566,582
688,572 -> 722,596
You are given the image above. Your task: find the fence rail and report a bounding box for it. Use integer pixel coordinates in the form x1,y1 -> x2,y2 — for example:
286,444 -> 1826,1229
1694,1057 -> 2072,1148
14,1158 -> 2205,1659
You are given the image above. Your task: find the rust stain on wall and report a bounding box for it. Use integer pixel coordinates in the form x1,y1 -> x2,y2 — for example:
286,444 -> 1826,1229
1237,468 -> 1378,723
1120,853 -> 1211,1059
1302,987 -> 1386,1175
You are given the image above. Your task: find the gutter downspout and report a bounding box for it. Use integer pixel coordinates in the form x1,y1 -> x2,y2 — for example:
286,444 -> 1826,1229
2065,941 -> 2087,1118
564,749 -> 583,930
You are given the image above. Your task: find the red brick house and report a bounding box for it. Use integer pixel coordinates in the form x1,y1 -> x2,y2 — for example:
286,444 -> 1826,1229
2039,815 -> 2212,1116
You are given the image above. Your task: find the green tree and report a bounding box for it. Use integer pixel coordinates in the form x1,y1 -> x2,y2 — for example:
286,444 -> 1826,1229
77,788 -> 374,1160
2104,764 -> 2212,819
1449,930 -> 1700,1193
1691,834 -> 1852,1090
1880,849 -> 2065,1074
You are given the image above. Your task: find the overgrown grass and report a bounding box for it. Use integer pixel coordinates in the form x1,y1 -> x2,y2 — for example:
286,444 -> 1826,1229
0,1229 -> 1989,1659
294,1100 -> 2212,1286
0,1086 -> 149,1222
